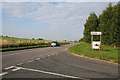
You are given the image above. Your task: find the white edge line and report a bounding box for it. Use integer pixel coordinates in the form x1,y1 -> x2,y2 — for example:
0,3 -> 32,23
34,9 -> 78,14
19,67 -> 82,79
0,72 -> 8,76
12,67 -> 21,72
5,66 -> 15,70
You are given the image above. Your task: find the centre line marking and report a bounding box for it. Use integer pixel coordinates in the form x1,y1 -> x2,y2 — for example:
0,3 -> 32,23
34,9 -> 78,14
16,63 -> 23,66
16,53 -> 19,54
55,53 -> 58,54
51,54 -> 55,55
43,56 -> 46,58
28,60 -> 34,63
36,58 -> 40,60
0,72 -> 8,76
47,55 -> 50,57
10,54 -> 14,56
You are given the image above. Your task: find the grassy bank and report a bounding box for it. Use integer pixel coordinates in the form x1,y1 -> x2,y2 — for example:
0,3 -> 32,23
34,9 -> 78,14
68,42 -> 118,63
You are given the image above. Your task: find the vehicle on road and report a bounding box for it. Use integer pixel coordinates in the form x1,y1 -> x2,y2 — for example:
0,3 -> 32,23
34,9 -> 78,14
51,41 -> 60,47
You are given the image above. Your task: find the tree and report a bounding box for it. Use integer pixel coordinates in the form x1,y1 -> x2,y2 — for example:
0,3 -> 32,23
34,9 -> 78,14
98,3 -> 120,46
112,3 -> 120,47
32,38 -> 35,40
83,12 -> 99,43
98,3 -> 113,45
83,2 -> 120,47
79,38 -> 84,42
38,38 -> 44,40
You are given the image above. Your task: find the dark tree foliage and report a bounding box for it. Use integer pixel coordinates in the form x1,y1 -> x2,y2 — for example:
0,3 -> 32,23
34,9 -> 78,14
83,12 -> 99,43
83,3 -> 120,47
84,13 -> 99,43
98,3 -> 113,45
38,38 -> 44,40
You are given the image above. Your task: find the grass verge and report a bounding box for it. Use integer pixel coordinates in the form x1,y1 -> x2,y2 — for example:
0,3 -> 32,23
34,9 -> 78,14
68,42 -> 118,63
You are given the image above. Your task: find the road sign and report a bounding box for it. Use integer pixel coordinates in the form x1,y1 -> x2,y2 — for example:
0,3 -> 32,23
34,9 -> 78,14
91,32 -> 102,35
92,41 -> 101,50
91,32 -> 102,50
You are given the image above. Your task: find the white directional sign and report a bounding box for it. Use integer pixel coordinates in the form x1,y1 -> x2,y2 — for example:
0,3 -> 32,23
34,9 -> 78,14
91,32 -> 102,35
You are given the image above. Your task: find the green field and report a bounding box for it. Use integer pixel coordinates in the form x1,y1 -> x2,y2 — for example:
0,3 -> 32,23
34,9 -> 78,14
0,36 -> 51,51
68,42 -> 118,63
0,36 -> 70,51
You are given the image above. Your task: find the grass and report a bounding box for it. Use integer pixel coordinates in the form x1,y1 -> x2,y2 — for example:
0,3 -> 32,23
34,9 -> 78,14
68,42 -> 118,63
0,36 -> 51,48
0,36 -> 70,51
0,36 -> 51,51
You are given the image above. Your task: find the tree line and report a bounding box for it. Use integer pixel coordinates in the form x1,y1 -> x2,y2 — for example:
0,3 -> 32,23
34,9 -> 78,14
83,2 -> 120,47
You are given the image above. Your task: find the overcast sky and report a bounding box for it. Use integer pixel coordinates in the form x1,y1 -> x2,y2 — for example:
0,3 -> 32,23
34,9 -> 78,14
1,2 -> 118,40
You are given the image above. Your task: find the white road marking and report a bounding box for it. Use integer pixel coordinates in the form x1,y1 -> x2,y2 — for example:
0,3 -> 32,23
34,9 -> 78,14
0,72 -> 8,76
36,53 -> 58,60
27,54 -> 57,63
5,66 -> 15,70
51,54 -> 55,55
36,58 -> 40,60
12,67 -> 21,71
16,63 -> 23,66
16,53 -> 19,54
18,67 -> 81,79
43,56 -> 46,58
55,53 -> 58,54
47,55 -> 50,57
28,60 -> 34,63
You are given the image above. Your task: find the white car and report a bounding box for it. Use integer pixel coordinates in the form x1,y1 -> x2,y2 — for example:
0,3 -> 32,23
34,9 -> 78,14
51,41 -> 60,47
51,42 -> 57,47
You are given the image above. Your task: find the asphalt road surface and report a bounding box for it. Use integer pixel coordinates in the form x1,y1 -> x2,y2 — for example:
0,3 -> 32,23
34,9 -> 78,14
1,43 -> 118,80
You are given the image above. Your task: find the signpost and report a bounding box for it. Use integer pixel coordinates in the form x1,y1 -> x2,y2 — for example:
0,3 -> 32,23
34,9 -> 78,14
91,32 -> 102,50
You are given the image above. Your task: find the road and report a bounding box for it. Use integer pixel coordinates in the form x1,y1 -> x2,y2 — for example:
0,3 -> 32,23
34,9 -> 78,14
1,44 -> 118,79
